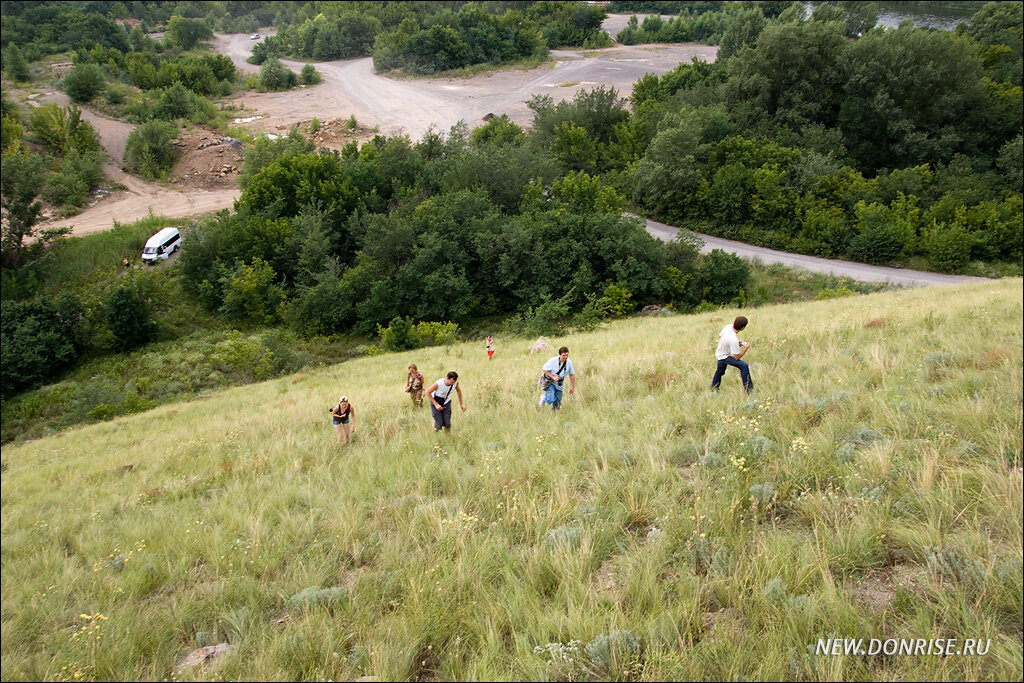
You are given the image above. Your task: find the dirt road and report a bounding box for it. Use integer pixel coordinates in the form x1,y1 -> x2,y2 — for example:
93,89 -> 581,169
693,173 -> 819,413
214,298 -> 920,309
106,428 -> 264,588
641,216 -> 985,287
35,92 -> 240,236
215,30 -> 718,139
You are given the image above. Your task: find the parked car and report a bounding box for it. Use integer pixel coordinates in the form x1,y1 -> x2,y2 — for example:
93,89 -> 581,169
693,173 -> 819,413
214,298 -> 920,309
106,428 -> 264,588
250,33 -> 260,40
141,227 -> 181,264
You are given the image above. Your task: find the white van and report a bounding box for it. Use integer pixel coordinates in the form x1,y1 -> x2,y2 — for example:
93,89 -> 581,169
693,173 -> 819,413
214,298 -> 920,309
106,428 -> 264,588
141,227 -> 181,264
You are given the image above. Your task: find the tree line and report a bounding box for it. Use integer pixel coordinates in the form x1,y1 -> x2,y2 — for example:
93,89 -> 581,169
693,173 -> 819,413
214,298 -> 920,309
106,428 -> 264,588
2,1 -> 1022,399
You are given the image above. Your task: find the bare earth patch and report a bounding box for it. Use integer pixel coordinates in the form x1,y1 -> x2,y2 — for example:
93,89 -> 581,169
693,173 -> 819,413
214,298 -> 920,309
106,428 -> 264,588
170,128 -> 243,190
592,559 -> 622,604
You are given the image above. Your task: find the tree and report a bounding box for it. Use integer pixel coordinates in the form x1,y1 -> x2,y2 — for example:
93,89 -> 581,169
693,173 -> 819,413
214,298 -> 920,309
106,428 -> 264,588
697,249 -> 750,304
28,103 -> 101,156
105,285 -> 158,352
259,58 -> 297,91
63,64 -> 106,103
4,44 -> 32,82
1,292 -> 87,396
718,7 -> 767,61
166,15 -> 213,50
838,26 -> 987,171
124,120 -> 180,179
299,63 -> 321,85
1,150 -> 65,269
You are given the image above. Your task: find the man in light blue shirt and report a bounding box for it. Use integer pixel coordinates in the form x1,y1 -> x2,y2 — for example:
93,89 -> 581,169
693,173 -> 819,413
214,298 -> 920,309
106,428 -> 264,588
541,346 -> 575,410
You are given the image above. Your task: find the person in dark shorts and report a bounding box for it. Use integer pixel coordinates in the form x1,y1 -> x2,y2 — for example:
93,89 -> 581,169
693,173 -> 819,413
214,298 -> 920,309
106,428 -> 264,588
424,371 -> 466,433
328,395 -> 356,444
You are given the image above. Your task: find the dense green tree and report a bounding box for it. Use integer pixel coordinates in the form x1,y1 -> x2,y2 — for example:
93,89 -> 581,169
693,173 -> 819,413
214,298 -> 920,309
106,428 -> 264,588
1,150 -> 61,269
105,285 -> 158,352
165,15 -> 213,50
718,6 -> 767,60
4,44 -> 32,82
696,249 -> 750,304
123,120 -> 180,179
27,103 -> 101,156
724,19 -> 848,131
259,58 -> 298,91
0,292 -> 86,395
63,63 -> 106,103
299,63 -> 321,85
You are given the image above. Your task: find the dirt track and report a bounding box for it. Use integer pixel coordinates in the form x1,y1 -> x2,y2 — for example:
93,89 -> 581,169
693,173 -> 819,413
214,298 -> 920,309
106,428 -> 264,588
36,92 -> 240,236
218,30 -> 718,139
38,18 -> 712,236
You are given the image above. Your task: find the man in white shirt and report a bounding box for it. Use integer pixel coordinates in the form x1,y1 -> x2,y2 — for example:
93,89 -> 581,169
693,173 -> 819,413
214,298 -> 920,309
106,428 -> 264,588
711,316 -> 753,393
425,371 -> 466,432
541,346 -> 575,410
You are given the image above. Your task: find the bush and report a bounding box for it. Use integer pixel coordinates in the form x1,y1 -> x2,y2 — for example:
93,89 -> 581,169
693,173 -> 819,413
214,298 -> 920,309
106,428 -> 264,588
124,120 -> 180,179
502,293 -> 571,338
105,285 -> 158,352
63,64 -> 106,103
697,249 -> 750,304
259,58 -> 297,91
4,44 -> 32,82
1,293 -> 87,395
847,223 -> 906,265
599,281 -> 633,316
377,315 -> 416,351
925,222 -> 972,273
299,63 -> 321,85
218,258 -> 286,325
43,149 -> 104,209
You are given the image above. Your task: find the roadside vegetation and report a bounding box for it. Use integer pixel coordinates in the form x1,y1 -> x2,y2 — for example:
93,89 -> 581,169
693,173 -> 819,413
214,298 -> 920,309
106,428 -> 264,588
1,278 -> 1021,680
247,1 -> 613,75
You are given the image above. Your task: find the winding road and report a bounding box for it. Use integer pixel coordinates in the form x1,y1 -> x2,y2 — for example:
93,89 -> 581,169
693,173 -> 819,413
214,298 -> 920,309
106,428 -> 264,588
33,19 -> 987,286
641,217 -> 984,287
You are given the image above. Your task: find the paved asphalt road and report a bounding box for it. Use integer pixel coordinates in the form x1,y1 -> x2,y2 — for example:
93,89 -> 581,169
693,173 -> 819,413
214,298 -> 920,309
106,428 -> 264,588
638,215 -> 987,287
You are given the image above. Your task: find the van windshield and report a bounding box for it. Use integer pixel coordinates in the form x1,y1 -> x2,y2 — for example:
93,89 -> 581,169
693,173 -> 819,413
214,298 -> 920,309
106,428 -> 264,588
143,247 -> 157,254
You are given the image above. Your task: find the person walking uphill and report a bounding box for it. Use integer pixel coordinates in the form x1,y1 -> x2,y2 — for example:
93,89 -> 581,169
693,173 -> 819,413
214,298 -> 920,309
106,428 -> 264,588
711,316 -> 753,394
405,364 -> 424,407
425,371 -> 466,433
329,395 -> 356,444
541,347 -> 575,410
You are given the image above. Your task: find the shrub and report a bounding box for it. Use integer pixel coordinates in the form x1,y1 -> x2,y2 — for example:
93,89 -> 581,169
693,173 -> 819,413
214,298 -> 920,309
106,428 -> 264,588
584,630 -> 642,678
259,58 -> 297,91
299,63 -> 321,85
925,222 -> 972,273
377,315 -> 416,352
599,281 -> 633,316
63,64 -> 106,103
28,102 -> 101,156
1,293 -> 87,395
124,120 -> 180,179
4,44 -> 32,82
502,293 -> 571,338
218,258 -> 286,325
43,149 -> 104,209
697,249 -> 750,304
847,223 -> 906,265
105,285 -> 158,352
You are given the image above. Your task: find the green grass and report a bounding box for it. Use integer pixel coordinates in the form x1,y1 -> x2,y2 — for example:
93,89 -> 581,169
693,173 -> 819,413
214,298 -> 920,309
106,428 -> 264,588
1,279 -> 1021,681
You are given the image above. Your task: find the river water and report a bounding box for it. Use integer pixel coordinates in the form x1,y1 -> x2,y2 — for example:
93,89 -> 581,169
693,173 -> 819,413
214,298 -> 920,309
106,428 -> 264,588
803,2 -> 976,31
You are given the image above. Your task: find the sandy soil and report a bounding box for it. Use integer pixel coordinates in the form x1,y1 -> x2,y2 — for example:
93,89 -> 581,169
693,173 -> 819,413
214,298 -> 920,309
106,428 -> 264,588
217,29 -> 718,140
31,92 -> 240,236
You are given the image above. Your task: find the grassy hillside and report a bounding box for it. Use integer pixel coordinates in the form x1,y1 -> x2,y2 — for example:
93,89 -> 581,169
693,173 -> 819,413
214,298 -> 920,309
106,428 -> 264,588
2,279 -> 1021,681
